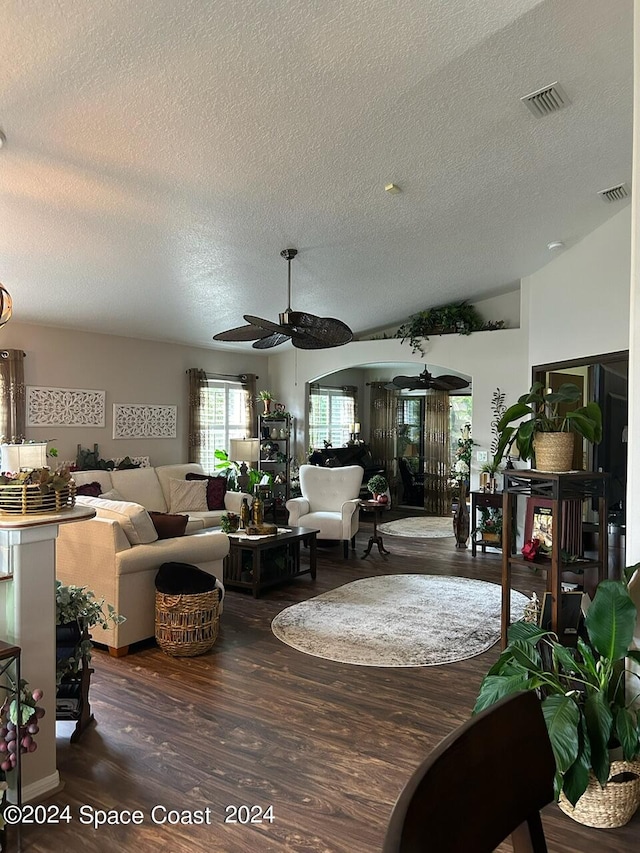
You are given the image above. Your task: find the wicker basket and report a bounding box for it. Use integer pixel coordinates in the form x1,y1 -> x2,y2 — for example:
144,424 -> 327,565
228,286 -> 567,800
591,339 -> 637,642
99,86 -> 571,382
532,432 -> 575,472
558,761 -> 640,828
155,590 -> 220,657
0,482 -> 76,514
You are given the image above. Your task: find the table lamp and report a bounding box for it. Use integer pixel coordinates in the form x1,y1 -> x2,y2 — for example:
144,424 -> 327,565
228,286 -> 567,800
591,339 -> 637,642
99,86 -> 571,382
229,438 -> 260,492
1,442 -> 48,473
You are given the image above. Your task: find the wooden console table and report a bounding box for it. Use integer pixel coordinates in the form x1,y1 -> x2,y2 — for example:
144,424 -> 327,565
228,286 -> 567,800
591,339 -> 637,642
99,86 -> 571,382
500,470 -> 608,648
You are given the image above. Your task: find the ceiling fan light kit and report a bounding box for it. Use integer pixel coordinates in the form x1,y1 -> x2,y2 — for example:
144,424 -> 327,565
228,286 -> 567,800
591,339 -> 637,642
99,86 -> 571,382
213,249 -> 353,350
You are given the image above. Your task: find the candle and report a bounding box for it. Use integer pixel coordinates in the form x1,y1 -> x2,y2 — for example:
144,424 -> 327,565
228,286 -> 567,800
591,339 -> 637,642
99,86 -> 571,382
354,422 -> 361,433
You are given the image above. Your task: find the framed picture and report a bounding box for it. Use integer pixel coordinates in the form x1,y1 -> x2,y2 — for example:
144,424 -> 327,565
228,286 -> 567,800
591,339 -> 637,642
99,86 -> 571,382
524,497 -> 582,555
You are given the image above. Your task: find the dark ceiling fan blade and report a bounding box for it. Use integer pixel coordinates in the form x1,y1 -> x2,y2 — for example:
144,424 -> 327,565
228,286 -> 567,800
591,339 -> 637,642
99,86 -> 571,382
389,375 -> 420,389
243,314 -> 290,336
252,332 -> 290,349
430,374 -> 470,391
213,323 -> 273,342
286,312 -> 353,346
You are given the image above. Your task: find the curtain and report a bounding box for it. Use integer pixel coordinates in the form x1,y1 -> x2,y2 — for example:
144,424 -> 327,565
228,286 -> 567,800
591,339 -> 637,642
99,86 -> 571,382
187,368 -> 207,463
240,373 -> 257,437
369,382 -> 400,504
424,389 -> 451,515
0,350 -> 25,442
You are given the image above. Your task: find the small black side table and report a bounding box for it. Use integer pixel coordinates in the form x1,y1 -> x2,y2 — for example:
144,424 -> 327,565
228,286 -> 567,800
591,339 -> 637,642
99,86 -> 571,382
359,500 -> 390,558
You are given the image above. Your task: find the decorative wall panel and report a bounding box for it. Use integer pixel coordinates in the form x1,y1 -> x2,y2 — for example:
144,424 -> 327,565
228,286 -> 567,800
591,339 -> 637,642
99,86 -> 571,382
113,404 -> 177,439
26,387 -> 106,427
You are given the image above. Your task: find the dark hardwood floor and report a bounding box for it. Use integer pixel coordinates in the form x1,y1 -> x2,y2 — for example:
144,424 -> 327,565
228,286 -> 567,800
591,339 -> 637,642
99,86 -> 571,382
21,514 -> 640,852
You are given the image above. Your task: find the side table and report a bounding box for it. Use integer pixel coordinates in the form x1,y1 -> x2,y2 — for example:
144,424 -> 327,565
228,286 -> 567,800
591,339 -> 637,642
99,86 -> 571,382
359,500 -> 390,558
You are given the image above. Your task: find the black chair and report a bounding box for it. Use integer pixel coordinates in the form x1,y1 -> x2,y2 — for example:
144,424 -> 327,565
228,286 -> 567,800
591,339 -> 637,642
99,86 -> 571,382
398,457 -> 424,507
382,692 -> 556,853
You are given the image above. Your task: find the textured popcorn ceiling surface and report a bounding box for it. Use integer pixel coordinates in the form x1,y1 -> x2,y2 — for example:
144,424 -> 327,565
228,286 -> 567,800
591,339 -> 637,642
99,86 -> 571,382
0,0 -> 632,349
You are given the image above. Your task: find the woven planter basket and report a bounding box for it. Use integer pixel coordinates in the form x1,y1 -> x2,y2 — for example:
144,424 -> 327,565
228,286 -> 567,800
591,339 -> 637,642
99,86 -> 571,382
155,590 -> 220,657
532,432 -> 575,472
558,761 -> 640,828
0,482 -> 76,514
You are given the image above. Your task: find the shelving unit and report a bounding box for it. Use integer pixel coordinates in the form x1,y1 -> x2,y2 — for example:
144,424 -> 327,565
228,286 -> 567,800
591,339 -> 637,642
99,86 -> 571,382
500,470 -> 608,648
258,414 -> 294,514
471,490 -> 504,556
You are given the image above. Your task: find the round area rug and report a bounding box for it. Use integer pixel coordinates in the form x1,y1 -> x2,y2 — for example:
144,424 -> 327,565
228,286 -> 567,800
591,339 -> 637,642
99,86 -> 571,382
271,575 -> 529,667
377,516 -> 453,538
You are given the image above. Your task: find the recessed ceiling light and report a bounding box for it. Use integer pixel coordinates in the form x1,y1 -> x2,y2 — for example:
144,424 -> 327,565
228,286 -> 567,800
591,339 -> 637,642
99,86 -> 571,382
384,183 -> 402,194
547,241 -> 564,251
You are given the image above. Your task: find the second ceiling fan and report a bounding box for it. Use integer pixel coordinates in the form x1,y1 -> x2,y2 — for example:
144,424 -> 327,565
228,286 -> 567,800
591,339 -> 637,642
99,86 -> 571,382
213,249 -> 353,350
385,368 -> 470,392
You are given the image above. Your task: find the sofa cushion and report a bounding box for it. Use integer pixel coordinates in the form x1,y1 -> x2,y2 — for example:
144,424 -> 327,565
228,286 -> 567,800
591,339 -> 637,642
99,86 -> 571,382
186,472 -> 227,510
110,466 -> 168,512
155,464 -> 208,508
72,470 -> 115,494
76,481 -> 103,497
169,478 -> 208,513
75,495 -> 159,545
148,511 -> 189,540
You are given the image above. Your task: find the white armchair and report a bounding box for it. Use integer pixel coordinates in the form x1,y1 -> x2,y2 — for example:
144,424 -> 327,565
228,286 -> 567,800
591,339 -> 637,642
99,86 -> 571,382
286,464 -> 364,557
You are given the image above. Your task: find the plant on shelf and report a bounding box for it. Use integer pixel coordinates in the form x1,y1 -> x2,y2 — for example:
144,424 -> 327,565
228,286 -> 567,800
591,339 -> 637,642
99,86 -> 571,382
477,506 -> 502,541
395,302 -> 505,357
55,581 -> 124,685
257,389 -> 273,414
75,445 -> 140,471
367,474 -> 388,502
493,382 -> 602,469
474,567 -> 640,811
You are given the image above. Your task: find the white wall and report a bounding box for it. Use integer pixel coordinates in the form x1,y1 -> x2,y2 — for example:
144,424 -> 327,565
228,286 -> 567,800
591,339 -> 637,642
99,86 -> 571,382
268,327 -> 529,487
0,322 -> 268,468
524,206 -> 631,367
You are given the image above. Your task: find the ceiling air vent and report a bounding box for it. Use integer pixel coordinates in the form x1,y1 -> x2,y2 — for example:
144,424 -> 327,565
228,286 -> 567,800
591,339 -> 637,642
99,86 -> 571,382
520,82 -> 569,118
598,184 -> 629,203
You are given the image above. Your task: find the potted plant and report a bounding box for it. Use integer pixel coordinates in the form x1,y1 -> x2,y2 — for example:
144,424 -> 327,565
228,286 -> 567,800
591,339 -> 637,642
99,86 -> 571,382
474,568 -> 640,824
367,474 -> 388,503
257,389 -> 273,414
493,382 -> 602,472
477,506 -> 502,542
395,302 -> 505,357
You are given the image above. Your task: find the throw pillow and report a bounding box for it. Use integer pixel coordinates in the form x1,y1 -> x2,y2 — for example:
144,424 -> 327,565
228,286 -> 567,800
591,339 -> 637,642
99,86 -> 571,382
168,478 -> 208,513
75,481 -> 102,497
100,488 -> 126,501
185,472 -> 227,510
148,511 -> 189,540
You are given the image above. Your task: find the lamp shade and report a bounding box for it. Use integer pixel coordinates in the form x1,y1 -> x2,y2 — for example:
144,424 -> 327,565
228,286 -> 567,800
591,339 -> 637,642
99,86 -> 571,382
229,438 -> 260,464
1,442 -> 48,472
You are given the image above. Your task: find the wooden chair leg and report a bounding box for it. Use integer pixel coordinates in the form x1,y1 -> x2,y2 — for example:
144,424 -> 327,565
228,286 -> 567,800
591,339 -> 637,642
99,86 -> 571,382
343,540 -> 349,558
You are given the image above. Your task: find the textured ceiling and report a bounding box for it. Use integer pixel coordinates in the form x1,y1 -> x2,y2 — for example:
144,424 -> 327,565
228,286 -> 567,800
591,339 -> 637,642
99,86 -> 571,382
0,0 -> 632,351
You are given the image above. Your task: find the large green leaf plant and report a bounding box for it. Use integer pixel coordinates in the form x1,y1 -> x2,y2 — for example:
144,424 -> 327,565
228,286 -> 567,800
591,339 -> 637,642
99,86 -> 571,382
493,381 -> 602,466
474,568 -> 640,805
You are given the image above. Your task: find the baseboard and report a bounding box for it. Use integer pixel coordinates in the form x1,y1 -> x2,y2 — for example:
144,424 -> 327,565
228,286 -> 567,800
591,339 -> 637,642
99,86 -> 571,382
8,770 -> 62,804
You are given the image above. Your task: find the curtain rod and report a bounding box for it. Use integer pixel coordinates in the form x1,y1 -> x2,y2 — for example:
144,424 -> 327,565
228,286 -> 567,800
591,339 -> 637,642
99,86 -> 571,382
185,370 -> 258,381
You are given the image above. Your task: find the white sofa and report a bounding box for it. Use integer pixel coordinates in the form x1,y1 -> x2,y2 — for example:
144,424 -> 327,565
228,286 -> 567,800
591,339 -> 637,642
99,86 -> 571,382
55,464 -> 251,656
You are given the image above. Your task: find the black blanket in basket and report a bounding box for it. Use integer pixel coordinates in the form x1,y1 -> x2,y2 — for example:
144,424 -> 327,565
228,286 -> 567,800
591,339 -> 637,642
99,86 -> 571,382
155,562 -> 218,595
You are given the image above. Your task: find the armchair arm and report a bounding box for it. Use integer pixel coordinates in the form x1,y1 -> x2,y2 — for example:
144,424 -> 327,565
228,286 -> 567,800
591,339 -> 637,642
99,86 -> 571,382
286,497 -> 310,526
341,498 -> 361,540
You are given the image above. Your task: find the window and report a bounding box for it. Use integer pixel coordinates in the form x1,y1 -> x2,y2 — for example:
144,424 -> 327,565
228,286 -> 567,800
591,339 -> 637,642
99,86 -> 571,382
450,395 -> 473,466
198,380 -> 248,471
309,384 -> 356,449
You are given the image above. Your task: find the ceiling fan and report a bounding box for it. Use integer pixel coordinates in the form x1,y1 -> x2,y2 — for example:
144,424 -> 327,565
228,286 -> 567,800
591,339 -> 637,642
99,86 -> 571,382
384,368 -> 470,392
213,249 -> 353,350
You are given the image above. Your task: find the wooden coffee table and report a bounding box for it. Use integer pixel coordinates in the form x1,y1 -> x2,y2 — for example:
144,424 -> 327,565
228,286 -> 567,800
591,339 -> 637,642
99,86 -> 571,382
223,526 -> 318,597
